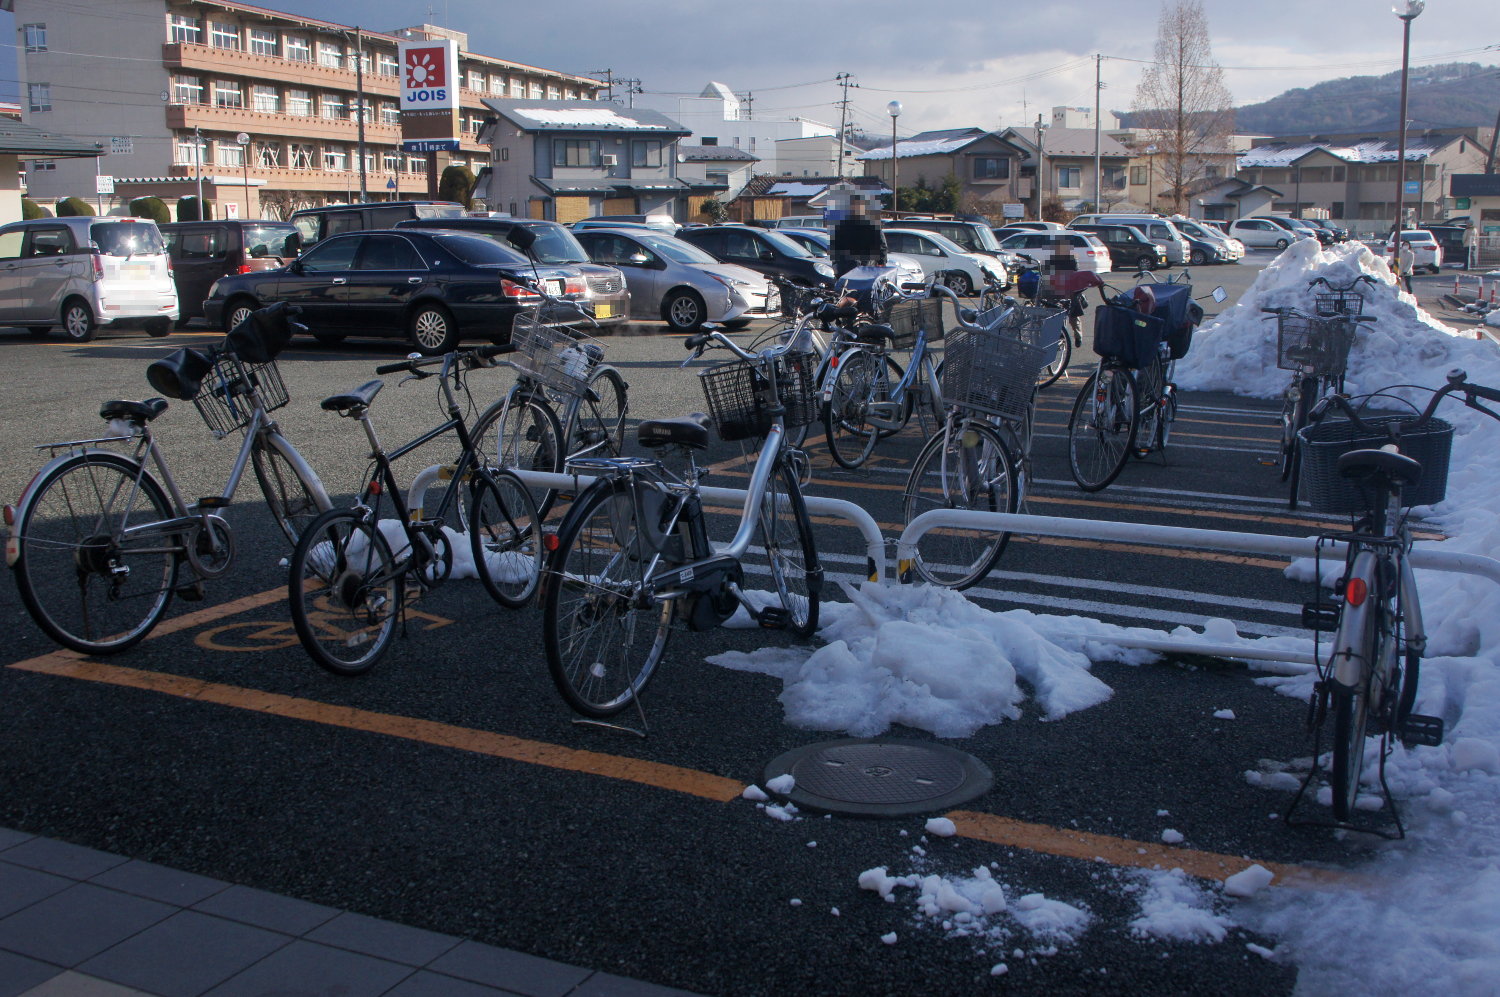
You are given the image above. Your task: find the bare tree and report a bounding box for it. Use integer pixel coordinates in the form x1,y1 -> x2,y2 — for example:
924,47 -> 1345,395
1132,0 -> 1235,214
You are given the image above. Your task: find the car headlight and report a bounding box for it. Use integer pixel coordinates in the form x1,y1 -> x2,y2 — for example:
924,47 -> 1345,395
207,280 -> 221,298
815,263 -> 835,278
708,272 -> 751,289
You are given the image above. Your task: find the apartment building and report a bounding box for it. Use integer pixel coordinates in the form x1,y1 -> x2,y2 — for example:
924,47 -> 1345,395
4,0 -> 603,218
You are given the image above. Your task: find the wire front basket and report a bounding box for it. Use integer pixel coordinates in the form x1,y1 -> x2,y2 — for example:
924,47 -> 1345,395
1276,314 -> 1354,376
1315,289 -> 1367,318
778,283 -> 826,319
698,350 -> 819,442
511,315 -> 603,397
880,296 -> 944,349
941,326 -> 1048,421
1298,414 -> 1453,513
192,351 -> 288,437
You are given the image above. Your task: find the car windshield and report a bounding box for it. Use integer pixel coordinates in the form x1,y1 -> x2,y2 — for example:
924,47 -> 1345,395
431,233 -> 530,266
1398,231 -> 1437,244
637,234 -> 720,265
243,224 -> 298,258
758,230 -> 814,258
968,226 -> 1003,252
414,204 -> 464,219
90,221 -> 164,256
517,224 -> 590,264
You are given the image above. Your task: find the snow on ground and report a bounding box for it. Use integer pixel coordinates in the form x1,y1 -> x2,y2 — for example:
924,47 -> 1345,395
712,242 -> 1500,994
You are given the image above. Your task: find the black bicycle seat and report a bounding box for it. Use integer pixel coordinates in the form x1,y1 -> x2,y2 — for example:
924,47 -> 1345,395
100,398 -> 169,424
637,413 -> 711,451
1337,447 -> 1422,489
320,380 -> 383,414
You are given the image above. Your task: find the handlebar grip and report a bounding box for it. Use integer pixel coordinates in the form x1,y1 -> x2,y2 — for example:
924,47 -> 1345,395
375,360 -> 414,375
1261,308 -> 1284,315
476,343 -> 516,358
684,332 -> 710,350
900,282 -> 928,291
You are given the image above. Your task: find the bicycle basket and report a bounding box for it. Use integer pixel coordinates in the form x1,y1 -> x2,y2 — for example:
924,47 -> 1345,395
1297,414 -> 1453,513
941,325 -> 1048,421
698,350 -> 819,442
778,283 -> 825,318
880,296 -> 944,349
1092,300 -> 1167,370
192,351 -> 288,436
993,305 -> 1066,364
1276,314 -> 1353,376
510,315 -> 603,397
1315,290 -> 1366,318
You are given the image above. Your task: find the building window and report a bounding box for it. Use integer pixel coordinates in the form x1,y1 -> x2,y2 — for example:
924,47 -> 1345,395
1205,164 -> 1221,179
547,85 -> 561,99
377,52 -> 398,76
530,82 -> 544,98
251,85 -> 278,113
284,35 -> 311,62
1103,165 -> 1126,190
171,74 -> 203,104
382,151 -> 401,172
169,14 -> 201,44
972,157 -> 1008,180
553,139 -> 601,167
323,147 -> 347,171
467,69 -> 483,90
30,160 -> 55,172
27,83 -> 50,113
510,79 -> 525,97
1130,165 -> 1147,185
701,137 -> 717,146
209,21 -> 240,50
489,75 -> 505,94
406,154 -> 426,173
289,143 -> 315,170
317,42 -> 342,69
380,101 -> 400,125
248,28 -> 276,57
706,170 -> 729,185
175,135 -> 207,166
256,140 -> 281,167
214,80 -> 243,108
1056,166 -> 1081,189
23,24 -> 46,52
286,89 -> 312,116
632,140 -> 663,168
218,141 -> 244,167
321,94 -> 346,120
565,89 -> 577,100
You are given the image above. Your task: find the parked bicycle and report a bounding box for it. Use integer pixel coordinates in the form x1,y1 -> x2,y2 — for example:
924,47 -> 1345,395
999,254 -> 1092,388
540,326 -> 823,724
1264,274 -> 1379,509
1290,369 -> 1497,830
288,345 -> 543,676
6,302 -> 330,654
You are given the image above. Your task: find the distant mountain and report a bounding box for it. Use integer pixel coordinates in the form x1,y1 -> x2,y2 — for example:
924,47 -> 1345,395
1119,62 -> 1500,136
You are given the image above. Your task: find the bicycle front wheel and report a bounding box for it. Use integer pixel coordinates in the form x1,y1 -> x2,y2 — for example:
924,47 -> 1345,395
471,390 -> 565,516
901,420 -> 1017,589
289,509 -> 400,676
542,480 -> 672,717
1067,367 -> 1138,492
468,469 -> 543,608
824,348 -> 886,470
760,459 -> 821,638
1036,326 -> 1073,389
13,452 -> 179,654
252,434 -> 329,546
573,365 -> 628,462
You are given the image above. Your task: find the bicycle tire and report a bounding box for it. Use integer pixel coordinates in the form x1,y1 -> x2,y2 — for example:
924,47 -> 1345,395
251,433 -> 329,546
542,478 -> 673,717
468,468 -> 543,608
1330,675 -> 1373,822
901,420 -> 1017,589
470,389 -> 565,518
1067,366 -> 1138,491
1036,326 -> 1073,390
824,348 -> 886,470
288,508 -> 400,676
13,452 -> 178,654
760,458 -> 821,638
575,365 -> 628,462
1277,385 -> 1301,483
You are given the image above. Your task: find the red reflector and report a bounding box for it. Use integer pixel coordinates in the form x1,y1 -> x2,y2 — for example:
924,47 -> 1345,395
236,264 -> 254,274
368,480 -> 382,495
1345,577 -> 1368,606
543,533 -> 560,552
3,503 -> 14,527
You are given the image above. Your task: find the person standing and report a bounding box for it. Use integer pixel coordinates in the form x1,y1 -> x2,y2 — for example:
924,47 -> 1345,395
1398,240 -> 1416,294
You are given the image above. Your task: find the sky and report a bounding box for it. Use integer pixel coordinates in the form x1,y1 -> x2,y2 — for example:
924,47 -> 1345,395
38,0 -> 1490,138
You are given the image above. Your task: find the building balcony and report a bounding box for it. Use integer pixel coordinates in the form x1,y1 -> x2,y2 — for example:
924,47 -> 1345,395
166,103 -> 405,144
164,161 -> 433,194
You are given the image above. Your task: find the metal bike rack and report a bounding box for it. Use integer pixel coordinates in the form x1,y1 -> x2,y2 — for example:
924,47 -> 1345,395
896,509 -> 1500,668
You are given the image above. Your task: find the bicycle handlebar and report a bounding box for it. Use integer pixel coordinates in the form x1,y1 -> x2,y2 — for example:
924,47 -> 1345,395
374,342 -> 514,376
1309,369 -> 1500,433
1307,274 -> 1378,292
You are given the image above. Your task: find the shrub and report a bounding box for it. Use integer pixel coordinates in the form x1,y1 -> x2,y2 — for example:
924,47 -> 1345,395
21,197 -> 51,219
438,164 -> 476,209
176,196 -> 212,221
57,196 -> 95,217
129,196 -> 170,225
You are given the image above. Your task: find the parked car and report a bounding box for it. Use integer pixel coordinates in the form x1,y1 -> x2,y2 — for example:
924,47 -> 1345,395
395,216 -> 627,329
573,227 -> 774,332
1422,225 -> 1469,268
201,229 -> 587,355
995,230 -> 1112,274
1063,223 -> 1167,271
1227,217 -> 1308,250
772,215 -> 827,230
1383,229 -> 1444,274
1168,216 -> 1245,264
287,200 -> 464,249
882,217 -> 1010,262
1001,221 -> 1068,232
1068,214 -> 1191,265
675,224 -> 836,287
161,220 -> 299,325
1263,216 -> 1332,246
777,228 -> 931,289
0,216 -> 177,341
882,228 -> 1008,294
575,213 -> 678,234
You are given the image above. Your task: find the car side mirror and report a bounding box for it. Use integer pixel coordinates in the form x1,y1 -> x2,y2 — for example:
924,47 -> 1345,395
288,259 -> 304,274
627,252 -> 650,265
507,227 -> 537,254
1212,286 -> 1227,303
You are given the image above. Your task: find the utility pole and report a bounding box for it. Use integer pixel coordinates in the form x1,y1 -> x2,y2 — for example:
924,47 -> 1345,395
834,72 -> 856,178
587,69 -> 615,101
1093,54 -> 1103,211
353,27 -> 368,202
741,91 -> 754,121
618,78 -> 642,108
1034,114 -> 1046,221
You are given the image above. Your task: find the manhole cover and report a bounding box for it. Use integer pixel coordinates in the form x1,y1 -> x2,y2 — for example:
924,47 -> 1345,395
762,738 -> 992,817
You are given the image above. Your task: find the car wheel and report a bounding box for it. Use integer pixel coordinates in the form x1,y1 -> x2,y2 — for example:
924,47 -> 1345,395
1274,238 -> 1289,250
408,302 -> 458,356
663,289 -> 705,332
61,299 -> 97,342
173,317 -> 193,330
145,318 -> 171,338
1189,249 -> 1207,266
944,272 -> 973,296
225,298 -> 257,333
26,326 -> 50,338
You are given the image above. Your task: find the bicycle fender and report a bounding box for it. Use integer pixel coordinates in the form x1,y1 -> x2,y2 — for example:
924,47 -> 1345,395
6,448 -> 148,569
1328,550 -> 1379,689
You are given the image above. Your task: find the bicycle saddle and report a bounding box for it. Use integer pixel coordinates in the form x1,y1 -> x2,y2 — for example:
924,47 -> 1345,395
320,380 -> 383,414
100,398 -> 169,424
854,322 -> 896,343
637,413 -> 711,451
1337,447 -> 1422,490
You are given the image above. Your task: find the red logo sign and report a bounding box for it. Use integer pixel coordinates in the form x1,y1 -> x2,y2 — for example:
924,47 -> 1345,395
405,46 -> 446,89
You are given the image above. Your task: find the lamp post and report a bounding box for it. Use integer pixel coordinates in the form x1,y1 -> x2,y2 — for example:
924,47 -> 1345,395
1144,144 -> 1158,212
887,100 -> 901,214
236,132 -> 250,218
1391,0 -> 1425,266
1034,116 -> 1048,221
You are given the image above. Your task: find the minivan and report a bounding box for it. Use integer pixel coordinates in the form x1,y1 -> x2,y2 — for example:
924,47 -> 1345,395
0,216 -> 177,341
675,224 -> 836,287
288,200 -> 464,248
882,218 -> 1009,260
161,220 -> 299,325
1065,223 -> 1168,271
1068,214 -> 1191,264
1227,216 -> 1310,250
575,213 -> 679,234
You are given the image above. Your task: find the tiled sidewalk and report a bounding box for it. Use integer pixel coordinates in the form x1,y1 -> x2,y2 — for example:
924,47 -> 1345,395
0,827 -> 697,997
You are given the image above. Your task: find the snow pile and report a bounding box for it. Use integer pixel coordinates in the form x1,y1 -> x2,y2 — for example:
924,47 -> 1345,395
859,863 -> 1091,951
1126,868 -> 1230,942
302,519 -> 535,585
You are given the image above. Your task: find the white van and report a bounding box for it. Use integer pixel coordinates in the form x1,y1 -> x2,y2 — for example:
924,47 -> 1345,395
1227,217 -> 1311,250
0,217 -> 178,341
1068,213 -> 1191,265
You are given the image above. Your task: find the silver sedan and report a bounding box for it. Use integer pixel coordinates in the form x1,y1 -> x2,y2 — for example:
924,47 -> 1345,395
573,228 -> 776,331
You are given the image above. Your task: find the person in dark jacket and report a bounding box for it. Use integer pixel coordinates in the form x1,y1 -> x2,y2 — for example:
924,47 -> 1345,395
827,189 -> 887,279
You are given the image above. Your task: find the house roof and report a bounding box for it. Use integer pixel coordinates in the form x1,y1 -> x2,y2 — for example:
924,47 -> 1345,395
1238,135 -> 1452,168
859,128 -> 990,161
700,81 -> 737,101
1000,126 -> 1131,159
677,145 -> 758,163
1450,174 -> 1500,198
534,177 -> 690,195
0,121 -> 102,159
481,99 -> 689,135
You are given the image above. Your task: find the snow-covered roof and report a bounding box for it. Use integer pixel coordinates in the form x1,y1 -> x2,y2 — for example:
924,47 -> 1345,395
678,145 -> 758,163
860,128 -> 988,161
482,99 -> 688,135
700,81 -> 737,101
1238,136 -> 1451,168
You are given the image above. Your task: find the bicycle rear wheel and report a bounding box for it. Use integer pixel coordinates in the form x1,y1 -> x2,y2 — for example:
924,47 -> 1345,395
289,508 -> 400,676
1067,366 -> 1138,491
542,479 -> 672,717
470,389 -> 565,517
468,468 -> 543,608
824,348 -> 886,470
575,365 -> 628,461
760,459 -> 820,637
252,434 -> 328,546
1330,676 -> 1372,822
1036,327 -> 1073,389
13,452 -> 178,654
901,420 -> 1017,589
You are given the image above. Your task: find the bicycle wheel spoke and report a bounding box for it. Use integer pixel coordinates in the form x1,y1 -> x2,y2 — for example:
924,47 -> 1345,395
289,510 -> 399,676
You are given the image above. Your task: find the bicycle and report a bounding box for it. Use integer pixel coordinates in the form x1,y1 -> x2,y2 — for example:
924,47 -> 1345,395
899,294 -> 1062,588
1289,370 -> 1498,831
1264,274 -> 1378,509
6,302 -> 331,654
1065,271 -> 1223,492
540,326 -> 823,723
288,345 -> 543,676
1000,254 -> 1093,389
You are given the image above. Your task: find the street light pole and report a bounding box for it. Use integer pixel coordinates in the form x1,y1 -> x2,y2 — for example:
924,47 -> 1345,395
1391,0 -> 1425,265
1145,144 -> 1158,211
887,100 -> 901,215
353,27 -> 368,202
1034,115 -> 1047,221
236,132 -> 250,218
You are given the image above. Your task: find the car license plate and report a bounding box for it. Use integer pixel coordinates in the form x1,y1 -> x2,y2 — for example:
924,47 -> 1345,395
545,279 -> 563,297
122,263 -> 151,276
594,303 -> 613,319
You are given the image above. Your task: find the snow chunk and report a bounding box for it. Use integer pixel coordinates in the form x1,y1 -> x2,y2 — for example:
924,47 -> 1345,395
1451,738 -> 1499,774
880,932 -> 898,945
925,817 -> 957,837
1223,864 -> 1275,898
1161,829 -> 1185,845
1129,868 -> 1230,943
1213,709 -> 1237,720
741,784 -> 769,802
766,774 -> 797,795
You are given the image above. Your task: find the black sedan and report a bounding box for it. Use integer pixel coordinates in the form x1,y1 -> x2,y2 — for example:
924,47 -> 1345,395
202,229 -> 589,355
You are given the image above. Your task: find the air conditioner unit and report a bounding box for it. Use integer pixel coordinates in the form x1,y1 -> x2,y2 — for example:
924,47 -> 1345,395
600,154 -> 618,167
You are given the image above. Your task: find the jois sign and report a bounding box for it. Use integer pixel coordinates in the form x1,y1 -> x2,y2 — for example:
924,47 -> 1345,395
398,38 -> 459,113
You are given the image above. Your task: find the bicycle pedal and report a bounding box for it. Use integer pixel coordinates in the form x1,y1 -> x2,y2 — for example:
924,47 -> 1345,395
1301,602 -> 1340,632
756,607 -> 790,630
1399,714 -> 1444,747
